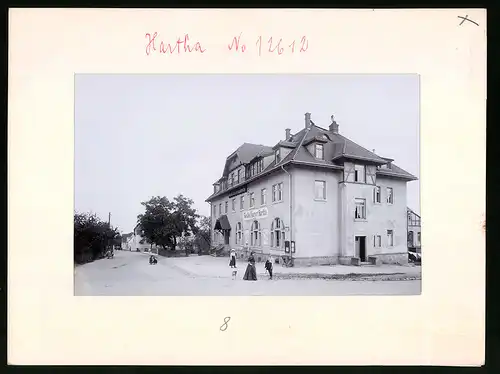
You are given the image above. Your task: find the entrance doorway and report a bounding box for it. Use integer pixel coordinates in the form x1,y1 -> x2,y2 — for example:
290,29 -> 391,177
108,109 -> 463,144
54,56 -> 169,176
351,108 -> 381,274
224,230 -> 230,245
355,236 -> 367,262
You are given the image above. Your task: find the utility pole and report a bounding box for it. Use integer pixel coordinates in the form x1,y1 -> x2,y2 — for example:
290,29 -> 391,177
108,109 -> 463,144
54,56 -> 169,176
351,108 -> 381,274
107,212 -> 111,252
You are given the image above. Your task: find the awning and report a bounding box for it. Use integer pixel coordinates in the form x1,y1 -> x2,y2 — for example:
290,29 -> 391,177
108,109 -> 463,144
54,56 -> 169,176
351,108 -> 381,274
214,215 -> 231,231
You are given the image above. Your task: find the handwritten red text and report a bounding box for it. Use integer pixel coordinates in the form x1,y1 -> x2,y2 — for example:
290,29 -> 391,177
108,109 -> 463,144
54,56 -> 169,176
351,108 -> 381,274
228,32 -> 246,52
145,32 -> 206,56
251,34 -> 309,56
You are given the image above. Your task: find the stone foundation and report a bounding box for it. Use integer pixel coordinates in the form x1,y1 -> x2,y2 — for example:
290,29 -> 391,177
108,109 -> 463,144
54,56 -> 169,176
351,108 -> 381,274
230,251 -> 407,266
370,253 -> 408,265
291,256 -> 338,267
338,256 -> 353,266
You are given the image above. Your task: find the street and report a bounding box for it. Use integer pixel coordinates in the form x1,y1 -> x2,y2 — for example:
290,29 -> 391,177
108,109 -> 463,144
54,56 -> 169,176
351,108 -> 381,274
74,250 -> 421,296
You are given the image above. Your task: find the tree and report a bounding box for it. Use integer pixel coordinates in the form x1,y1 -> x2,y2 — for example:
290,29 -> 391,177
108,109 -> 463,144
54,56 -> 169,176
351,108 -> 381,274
74,212 -> 120,264
194,215 -> 211,254
137,194 -> 199,251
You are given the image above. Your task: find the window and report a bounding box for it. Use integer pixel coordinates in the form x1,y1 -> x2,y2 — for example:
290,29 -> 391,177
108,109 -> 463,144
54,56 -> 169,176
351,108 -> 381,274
387,230 -> 394,246
354,165 -> 366,183
315,144 -> 324,159
230,173 -> 234,186
373,235 -> 382,248
374,186 -> 381,203
261,188 -> 267,205
271,218 -> 285,248
407,231 -> 414,246
240,195 -> 244,210
386,187 -> 394,204
237,169 -> 241,183
257,159 -> 264,173
219,203 -> 222,216
251,220 -> 261,246
354,198 -> 366,219
249,192 -> 255,208
272,183 -> 283,202
417,232 -> 421,245
213,205 -> 216,216
225,201 -> 228,214
314,180 -> 326,200
236,222 -> 242,244
275,149 -> 281,163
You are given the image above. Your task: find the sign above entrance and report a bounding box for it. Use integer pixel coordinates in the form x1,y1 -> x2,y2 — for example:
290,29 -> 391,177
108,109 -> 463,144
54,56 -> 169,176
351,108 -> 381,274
243,207 -> 269,221
229,186 -> 247,198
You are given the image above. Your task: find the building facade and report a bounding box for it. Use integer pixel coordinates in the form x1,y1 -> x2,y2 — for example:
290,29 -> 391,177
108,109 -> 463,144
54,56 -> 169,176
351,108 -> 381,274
407,207 -> 421,253
206,113 -> 418,266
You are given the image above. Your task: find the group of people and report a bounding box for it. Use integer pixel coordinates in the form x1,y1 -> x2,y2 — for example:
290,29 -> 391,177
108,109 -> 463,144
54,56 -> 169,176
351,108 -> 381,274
229,249 -> 273,281
149,255 -> 158,265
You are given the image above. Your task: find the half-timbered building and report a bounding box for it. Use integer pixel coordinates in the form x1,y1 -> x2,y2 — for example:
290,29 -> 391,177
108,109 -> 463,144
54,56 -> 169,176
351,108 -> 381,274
206,113 -> 418,266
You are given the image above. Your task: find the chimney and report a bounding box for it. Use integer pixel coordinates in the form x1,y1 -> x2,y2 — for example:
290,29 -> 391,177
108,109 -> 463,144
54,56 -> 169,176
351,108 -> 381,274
329,115 -> 339,133
305,112 -> 311,128
285,128 -> 291,140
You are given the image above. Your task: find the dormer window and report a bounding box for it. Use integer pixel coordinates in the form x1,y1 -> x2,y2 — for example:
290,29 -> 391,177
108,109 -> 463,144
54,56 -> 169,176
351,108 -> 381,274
237,169 -> 241,183
275,149 -> 281,163
230,173 -> 234,186
354,164 -> 366,183
256,158 -> 264,173
315,144 -> 324,159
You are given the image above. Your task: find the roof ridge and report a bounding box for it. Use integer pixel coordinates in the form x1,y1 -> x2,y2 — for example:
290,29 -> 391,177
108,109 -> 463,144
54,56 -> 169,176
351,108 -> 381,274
291,125 -> 313,162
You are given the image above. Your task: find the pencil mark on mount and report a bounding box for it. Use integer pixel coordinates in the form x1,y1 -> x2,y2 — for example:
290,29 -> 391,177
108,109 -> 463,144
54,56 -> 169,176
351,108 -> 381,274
220,316 -> 231,331
458,15 -> 479,26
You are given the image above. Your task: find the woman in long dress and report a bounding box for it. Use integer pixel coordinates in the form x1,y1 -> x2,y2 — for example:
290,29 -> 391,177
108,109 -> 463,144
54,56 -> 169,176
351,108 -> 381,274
229,249 -> 237,268
243,252 -> 258,281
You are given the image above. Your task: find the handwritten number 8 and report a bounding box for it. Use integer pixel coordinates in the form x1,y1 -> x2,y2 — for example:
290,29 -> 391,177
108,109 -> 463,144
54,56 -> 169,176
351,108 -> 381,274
220,316 -> 231,331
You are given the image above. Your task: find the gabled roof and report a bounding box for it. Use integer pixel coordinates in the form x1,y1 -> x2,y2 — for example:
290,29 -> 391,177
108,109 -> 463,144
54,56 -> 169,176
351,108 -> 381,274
222,143 -> 274,177
207,119 -> 417,202
407,207 -> 421,218
235,143 -> 274,164
377,163 -> 417,180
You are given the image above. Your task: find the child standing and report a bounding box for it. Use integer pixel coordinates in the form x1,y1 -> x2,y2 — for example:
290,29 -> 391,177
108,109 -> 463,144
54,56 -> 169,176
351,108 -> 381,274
264,256 -> 273,280
229,249 -> 237,268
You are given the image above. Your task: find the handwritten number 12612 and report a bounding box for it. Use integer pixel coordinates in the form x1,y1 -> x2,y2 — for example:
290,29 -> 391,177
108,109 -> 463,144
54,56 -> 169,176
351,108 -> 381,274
255,36 -> 308,56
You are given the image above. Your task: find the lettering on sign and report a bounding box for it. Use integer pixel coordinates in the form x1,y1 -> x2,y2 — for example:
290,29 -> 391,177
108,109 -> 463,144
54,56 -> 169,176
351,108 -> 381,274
243,207 -> 269,221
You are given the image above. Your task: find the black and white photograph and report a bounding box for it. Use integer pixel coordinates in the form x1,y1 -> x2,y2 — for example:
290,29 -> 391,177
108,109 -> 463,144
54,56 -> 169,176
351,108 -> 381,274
74,74 -> 421,296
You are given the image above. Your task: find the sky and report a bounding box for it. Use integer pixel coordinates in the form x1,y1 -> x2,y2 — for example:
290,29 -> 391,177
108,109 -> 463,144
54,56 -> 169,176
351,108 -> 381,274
75,74 -> 420,234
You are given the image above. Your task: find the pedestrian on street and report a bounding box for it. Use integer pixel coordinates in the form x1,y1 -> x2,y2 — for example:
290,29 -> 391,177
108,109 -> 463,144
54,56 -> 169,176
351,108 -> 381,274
229,249 -> 237,268
243,251 -> 257,281
265,256 -> 273,280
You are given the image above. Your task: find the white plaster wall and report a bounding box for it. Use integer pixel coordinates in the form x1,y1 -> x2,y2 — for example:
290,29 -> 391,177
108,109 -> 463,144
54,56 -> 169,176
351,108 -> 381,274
210,169 -> 290,255
342,177 -> 408,258
293,167 -> 341,258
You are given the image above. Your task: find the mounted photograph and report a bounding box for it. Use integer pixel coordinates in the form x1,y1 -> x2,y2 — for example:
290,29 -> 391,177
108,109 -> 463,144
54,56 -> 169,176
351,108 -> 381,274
74,74 -> 421,296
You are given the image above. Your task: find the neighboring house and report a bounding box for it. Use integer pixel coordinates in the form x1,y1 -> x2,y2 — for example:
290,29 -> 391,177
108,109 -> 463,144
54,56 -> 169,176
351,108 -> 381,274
121,232 -> 133,250
205,112 -> 418,266
129,224 -> 160,253
407,208 -> 421,253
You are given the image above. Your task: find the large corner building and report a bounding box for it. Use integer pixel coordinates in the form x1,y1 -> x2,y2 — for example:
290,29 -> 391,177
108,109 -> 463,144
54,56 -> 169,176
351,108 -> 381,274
206,113 -> 418,266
